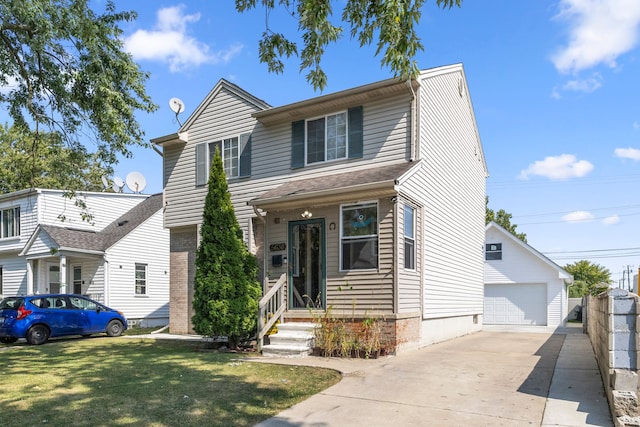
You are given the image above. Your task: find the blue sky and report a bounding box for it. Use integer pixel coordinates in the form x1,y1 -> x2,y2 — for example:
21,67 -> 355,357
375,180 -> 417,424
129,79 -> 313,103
111,1 -> 640,284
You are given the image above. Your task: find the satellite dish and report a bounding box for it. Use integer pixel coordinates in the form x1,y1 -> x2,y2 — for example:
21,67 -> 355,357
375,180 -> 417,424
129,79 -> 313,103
112,176 -> 125,193
169,97 -> 185,114
169,97 -> 185,126
126,171 -> 147,194
101,176 -> 109,190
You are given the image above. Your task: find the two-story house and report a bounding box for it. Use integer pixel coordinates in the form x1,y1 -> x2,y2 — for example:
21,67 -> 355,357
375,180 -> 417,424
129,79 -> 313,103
155,63 -> 488,352
0,189 -> 170,327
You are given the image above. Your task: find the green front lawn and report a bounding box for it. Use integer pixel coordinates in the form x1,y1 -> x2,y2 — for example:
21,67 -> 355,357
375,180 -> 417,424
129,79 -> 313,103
0,337 -> 341,427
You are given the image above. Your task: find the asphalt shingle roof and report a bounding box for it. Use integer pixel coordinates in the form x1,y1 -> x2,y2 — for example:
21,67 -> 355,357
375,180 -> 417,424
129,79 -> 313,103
40,193 -> 163,252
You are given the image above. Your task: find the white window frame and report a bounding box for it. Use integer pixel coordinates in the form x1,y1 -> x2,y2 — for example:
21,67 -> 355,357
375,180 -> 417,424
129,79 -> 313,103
135,263 -> 148,296
339,201 -> 379,271
485,243 -> 502,261
0,206 -> 20,239
208,136 -> 240,178
403,204 -> 416,271
306,111 -> 348,165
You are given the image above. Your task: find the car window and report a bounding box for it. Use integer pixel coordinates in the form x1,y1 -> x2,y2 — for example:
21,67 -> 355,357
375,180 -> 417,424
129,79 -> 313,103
30,297 -> 59,309
69,296 -> 98,310
0,297 -> 23,309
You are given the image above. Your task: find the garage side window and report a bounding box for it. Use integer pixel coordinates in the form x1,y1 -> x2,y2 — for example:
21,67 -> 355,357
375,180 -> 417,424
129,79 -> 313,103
485,243 -> 502,260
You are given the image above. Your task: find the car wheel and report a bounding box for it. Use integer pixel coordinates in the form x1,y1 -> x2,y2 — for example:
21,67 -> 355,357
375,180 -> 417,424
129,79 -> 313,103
26,325 -> 50,345
0,337 -> 18,344
106,320 -> 124,337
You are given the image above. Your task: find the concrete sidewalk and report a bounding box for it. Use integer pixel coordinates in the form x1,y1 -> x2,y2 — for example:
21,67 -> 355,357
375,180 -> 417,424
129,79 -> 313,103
250,326 -> 612,427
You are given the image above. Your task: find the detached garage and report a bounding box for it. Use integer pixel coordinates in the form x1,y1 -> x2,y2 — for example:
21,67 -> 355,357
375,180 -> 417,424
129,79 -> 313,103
484,222 -> 573,327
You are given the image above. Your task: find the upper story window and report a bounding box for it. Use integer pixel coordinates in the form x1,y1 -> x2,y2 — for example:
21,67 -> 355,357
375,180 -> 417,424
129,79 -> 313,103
341,202 -> 378,270
210,137 -> 239,177
485,243 -> 502,260
195,133 -> 251,186
292,106 -> 363,168
135,263 -> 147,295
404,205 -> 416,270
307,112 -> 347,164
1,207 -> 20,239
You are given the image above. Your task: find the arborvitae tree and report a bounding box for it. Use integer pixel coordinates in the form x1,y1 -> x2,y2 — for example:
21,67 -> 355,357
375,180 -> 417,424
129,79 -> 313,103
192,147 -> 261,348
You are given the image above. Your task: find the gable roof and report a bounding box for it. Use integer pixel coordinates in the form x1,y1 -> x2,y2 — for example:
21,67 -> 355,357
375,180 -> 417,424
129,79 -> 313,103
249,161 -> 419,210
20,193 -> 163,256
485,221 -> 573,282
180,78 -> 271,132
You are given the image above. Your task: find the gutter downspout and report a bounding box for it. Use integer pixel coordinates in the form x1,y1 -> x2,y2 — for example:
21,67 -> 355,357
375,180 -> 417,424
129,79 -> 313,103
407,79 -> 418,162
251,204 -> 268,295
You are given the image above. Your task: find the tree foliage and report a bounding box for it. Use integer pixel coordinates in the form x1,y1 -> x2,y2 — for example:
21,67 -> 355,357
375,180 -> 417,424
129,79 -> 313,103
0,123 -> 110,193
0,0 -> 157,171
486,197 -> 527,243
192,148 -> 262,348
564,260 -> 611,297
235,0 -> 463,91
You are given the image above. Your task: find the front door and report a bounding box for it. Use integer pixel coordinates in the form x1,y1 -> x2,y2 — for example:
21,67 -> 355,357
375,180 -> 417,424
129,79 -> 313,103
289,220 -> 325,309
48,264 -> 60,294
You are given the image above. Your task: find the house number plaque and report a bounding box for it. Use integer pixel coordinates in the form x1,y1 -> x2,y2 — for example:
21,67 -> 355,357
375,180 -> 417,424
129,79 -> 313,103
269,243 -> 286,252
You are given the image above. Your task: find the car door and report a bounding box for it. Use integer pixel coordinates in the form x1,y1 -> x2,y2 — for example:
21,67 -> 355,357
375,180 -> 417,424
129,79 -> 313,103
31,297 -> 83,337
68,296 -> 110,334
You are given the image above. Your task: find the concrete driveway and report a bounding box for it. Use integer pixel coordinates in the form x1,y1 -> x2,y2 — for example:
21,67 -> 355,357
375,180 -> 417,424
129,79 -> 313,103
253,328 -> 611,427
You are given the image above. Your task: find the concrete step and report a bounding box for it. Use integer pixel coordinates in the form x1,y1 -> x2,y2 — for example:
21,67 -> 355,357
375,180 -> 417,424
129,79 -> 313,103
261,322 -> 318,358
261,343 -> 313,358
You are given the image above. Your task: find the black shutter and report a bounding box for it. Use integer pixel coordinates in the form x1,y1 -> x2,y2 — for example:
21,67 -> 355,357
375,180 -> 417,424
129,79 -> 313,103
291,120 -> 305,168
348,106 -> 363,159
239,133 -> 251,177
195,143 -> 207,186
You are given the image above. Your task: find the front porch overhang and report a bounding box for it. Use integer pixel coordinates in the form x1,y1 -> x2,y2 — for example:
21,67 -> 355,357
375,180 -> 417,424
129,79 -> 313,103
248,161 -> 420,211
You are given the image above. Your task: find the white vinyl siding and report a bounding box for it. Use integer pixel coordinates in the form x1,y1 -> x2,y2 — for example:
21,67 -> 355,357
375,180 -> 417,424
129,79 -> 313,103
417,68 -> 486,319
484,224 -> 568,326
107,210 -> 169,320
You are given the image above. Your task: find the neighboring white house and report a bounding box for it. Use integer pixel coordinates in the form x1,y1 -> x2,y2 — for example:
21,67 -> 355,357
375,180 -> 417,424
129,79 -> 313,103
0,189 -> 170,327
154,63 -> 488,352
484,221 -> 573,327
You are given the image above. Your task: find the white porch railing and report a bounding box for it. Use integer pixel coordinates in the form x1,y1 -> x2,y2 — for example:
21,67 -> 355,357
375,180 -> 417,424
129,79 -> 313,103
257,273 -> 286,352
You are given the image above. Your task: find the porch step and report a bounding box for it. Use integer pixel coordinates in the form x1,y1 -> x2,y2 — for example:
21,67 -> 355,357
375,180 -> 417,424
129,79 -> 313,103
261,322 -> 317,358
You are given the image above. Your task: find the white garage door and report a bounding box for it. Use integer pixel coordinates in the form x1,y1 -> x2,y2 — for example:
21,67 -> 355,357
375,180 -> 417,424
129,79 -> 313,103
484,284 -> 547,325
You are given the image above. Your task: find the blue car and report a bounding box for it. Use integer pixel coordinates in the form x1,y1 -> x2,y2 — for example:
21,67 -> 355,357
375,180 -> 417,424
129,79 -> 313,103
0,294 -> 128,345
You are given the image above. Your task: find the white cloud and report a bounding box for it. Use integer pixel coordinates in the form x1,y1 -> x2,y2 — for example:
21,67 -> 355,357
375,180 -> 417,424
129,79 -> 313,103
614,147 -> 640,160
124,5 -> 242,72
634,121 -> 640,130
602,214 -> 620,225
561,73 -> 602,93
551,0 -> 640,74
562,211 -> 595,223
518,154 -> 594,180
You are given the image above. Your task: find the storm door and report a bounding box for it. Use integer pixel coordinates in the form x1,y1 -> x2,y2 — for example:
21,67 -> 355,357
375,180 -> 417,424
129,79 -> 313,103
289,219 -> 325,309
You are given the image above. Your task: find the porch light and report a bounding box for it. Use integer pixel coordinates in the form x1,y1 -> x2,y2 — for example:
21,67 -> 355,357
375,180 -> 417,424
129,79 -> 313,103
301,210 -> 313,219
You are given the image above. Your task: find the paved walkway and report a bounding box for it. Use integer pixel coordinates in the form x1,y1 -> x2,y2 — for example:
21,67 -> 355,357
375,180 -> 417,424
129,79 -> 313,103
249,325 -> 612,427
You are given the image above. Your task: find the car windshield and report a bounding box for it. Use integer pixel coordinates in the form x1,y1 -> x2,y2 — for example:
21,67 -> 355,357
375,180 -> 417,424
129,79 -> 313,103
0,297 -> 24,310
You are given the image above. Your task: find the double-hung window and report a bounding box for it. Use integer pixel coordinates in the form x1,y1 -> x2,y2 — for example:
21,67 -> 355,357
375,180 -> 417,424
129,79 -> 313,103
1,207 -> 19,239
307,112 -> 347,164
485,243 -> 502,260
195,133 -> 252,186
135,263 -> 147,295
209,137 -> 239,178
404,205 -> 416,270
291,106 -> 363,168
341,202 -> 378,270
